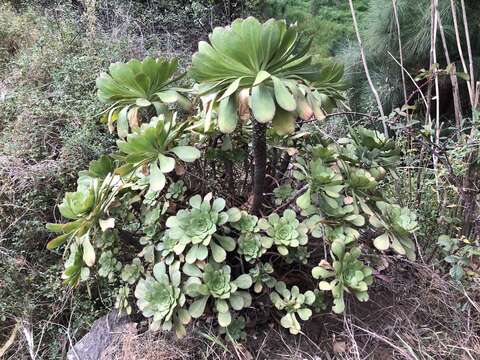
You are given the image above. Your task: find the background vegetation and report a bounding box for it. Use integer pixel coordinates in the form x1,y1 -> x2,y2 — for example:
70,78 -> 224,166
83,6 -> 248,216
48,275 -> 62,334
1,1 -> 479,359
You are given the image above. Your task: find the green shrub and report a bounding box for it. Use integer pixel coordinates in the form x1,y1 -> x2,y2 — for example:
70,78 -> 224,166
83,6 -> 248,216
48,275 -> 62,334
2,1 -> 254,357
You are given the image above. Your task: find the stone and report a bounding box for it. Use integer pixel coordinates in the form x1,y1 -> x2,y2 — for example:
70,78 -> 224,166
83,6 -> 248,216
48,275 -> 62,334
67,311 -> 136,360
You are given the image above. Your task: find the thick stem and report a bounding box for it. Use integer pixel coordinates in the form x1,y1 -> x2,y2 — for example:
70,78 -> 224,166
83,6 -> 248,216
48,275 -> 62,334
251,120 -> 267,215
224,158 -> 235,195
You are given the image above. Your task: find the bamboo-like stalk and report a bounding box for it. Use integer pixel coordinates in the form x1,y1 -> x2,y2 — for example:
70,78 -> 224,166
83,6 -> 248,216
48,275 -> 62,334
347,0 -> 388,136
450,0 -> 474,105
458,1 -> 479,238
391,0 -> 408,111
460,0 -> 476,107
436,9 -> 462,130
391,0 -> 412,202
430,0 -> 441,204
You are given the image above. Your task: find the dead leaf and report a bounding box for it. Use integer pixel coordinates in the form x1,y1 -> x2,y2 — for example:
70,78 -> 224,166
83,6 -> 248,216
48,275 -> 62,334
319,259 -> 332,269
128,107 -> 139,130
287,147 -> 298,156
237,88 -> 250,121
99,218 -> 115,231
344,196 -> 354,205
141,164 -> 149,176
175,163 -> 186,176
333,341 -> 346,353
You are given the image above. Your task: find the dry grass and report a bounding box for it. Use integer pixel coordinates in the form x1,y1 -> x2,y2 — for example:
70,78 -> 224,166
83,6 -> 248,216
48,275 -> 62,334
318,259 -> 480,359
101,324 -> 222,360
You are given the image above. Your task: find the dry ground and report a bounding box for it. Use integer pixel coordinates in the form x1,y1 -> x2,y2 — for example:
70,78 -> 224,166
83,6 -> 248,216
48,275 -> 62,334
101,259 -> 480,360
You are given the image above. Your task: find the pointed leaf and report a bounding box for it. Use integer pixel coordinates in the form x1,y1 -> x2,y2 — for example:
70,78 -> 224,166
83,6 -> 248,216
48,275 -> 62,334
253,70 -> 271,86
47,233 -> 70,250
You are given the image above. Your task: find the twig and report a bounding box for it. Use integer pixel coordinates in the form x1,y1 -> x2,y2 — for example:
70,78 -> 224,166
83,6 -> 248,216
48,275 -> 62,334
348,0 -> 387,136
391,0 -> 408,112
387,52 -> 429,110
435,2 -> 462,130
348,322 -> 414,359
449,0 -> 474,105
21,321 -> 36,360
273,185 -> 308,214
0,321 -> 19,358
460,0 -> 475,106
431,0 -> 441,205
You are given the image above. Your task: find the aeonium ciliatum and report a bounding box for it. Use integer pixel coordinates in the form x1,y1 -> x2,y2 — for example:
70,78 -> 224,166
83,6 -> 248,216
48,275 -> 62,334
46,16 -> 418,341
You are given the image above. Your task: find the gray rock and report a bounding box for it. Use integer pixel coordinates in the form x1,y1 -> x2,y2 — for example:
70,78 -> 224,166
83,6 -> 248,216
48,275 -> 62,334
67,311 -> 136,360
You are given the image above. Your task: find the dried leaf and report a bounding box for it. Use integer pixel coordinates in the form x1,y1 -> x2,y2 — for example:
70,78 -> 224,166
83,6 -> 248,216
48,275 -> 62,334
128,107 -> 140,130
333,341 -> 346,353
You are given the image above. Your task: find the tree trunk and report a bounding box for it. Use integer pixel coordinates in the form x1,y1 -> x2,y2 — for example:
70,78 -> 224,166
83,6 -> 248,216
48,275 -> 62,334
251,120 -> 267,215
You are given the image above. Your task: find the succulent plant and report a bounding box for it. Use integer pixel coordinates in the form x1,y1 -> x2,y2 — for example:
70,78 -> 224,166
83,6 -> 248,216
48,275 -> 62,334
156,232 -> 183,265
258,209 -> 308,255
273,184 -> 293,205
249,263 -> 277,293
135,261 -> 191,337
98,250 -> 122,281
79,155 -> 116,180
46,173 -> 122,285
121,258 -> 144,284
115,285 -> 132,315
165,194 -> 238,263
325,226 -> 360,246
295,159 -> 344,211
237,232 -> 272,262
346,168 -> 377,192
284,246 -> 309,265
46,173 -> 120,246
190,17 -> 344,134
311,289 -> 327,313
230,211 -> 259,233
96,57 -> 192,137
230,211 -> 272,262
310,144 -> 338,163
219,315 -> 247,342
166,180 -> 187,201
61,243 -> 90,286
184,262 -> 252,327
369,201 -> 418,260
58,177 -> 96,220
440,240 -> 480,281
312,240 -> 373,313
342,127 -> 400,170
115,115 -> 200,192
269,281 -> 315,334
